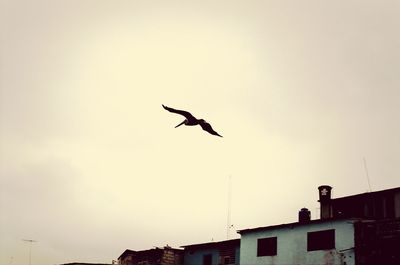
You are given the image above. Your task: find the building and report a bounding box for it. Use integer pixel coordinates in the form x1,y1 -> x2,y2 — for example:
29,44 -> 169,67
118,246 -> 183,265
239,215 -> 357,265
181,239 -> 240,265
318,185 -> 400,265
318,185 -> 400,220
238,185 -> 400,265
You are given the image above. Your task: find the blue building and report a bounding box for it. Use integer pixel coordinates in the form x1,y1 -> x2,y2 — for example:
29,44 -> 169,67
181,239 -> 240,265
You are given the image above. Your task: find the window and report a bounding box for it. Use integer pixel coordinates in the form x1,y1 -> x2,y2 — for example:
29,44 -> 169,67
203,254 -> 212,265
257,237 -> 277,256
307,229 -> 335,251
218,256 -> 231,265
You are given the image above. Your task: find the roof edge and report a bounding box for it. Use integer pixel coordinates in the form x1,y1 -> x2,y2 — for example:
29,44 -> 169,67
237,217 -> 368,235
180,238 -> 240,249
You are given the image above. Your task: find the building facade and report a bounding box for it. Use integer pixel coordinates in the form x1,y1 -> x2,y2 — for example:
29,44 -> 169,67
118,246 -> 183,265
318,185 -> 400,264
239,218 -> 356,265
181,239 -> 240,265
354,218 -> 400,265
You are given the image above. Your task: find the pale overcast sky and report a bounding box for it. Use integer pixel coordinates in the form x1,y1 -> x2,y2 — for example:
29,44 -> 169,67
1,0 -> 400,264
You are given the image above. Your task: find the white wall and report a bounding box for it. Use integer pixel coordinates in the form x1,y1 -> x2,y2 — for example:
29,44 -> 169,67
240,219 -> 355,265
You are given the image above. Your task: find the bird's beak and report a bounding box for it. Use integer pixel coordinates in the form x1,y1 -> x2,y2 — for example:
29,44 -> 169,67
175,120 -> 185,128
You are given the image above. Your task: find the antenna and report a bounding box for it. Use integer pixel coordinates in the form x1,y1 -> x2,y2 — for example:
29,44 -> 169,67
363,157 -> 372,192
22,239 -> 37,265
226,175 -> 232,239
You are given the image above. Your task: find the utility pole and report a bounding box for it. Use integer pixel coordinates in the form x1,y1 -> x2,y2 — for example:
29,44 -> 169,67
22,239 -> 37,265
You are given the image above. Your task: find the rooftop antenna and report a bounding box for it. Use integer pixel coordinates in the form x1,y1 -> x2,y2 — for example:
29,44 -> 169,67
363,157 -> 372,192
22,239 -> 37,265
226,175 -> 232,239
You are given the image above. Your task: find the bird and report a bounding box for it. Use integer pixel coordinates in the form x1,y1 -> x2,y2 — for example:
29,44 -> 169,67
162,104 -> 223,137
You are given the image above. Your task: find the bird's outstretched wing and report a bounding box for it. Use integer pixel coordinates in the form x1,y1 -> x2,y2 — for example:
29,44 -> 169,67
162,104 -> 195,120
199,121 -> 223,137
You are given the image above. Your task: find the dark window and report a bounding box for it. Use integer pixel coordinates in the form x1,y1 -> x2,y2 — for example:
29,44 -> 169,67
257,237 -> 277,256
384,195 -> 395,218
203,254 -> 212,265
307,229 -> 335,251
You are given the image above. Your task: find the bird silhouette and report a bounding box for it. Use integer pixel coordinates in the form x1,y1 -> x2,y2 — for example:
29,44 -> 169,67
162,104 -> 223,137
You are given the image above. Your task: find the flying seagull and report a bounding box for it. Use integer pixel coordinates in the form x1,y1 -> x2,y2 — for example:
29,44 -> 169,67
162,104 -> 223,137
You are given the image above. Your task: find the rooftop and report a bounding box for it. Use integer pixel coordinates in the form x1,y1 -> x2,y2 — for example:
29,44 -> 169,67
237,217 -> 369,235
331,186 -> 400,201
180,239 -> 240,249
62,263 -> 112,265
118,246 -> 182,260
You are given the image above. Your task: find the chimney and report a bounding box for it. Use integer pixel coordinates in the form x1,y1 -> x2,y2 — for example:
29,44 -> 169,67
318,185 -> 332,219
298,208 -> 311,223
